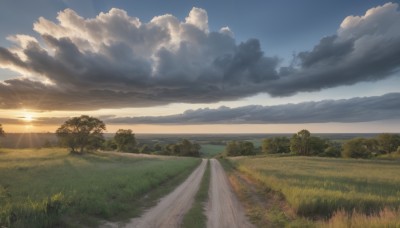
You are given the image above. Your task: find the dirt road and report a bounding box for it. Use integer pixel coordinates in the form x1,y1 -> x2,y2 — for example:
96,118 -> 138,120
206,158 -> 255,228
125,159 -> 207,228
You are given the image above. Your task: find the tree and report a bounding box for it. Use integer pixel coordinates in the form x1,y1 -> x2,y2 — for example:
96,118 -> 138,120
56,115 -> 106,154
104,139 -> 117,151
226,141 -> 255,156
114,129 -> 137,152
139,144 -> 151,154
323,141 -> 342,157
0,124 -> 4,137
225,141 -> 240,156
342,138 -> 372,158
239,141 -> 256,155
177,139 -> 201,157
290,129 -> 311,155
377,133 -> 400,154
262,137 -> 290,154
0,124 -> 5,148
153,143 -> 162,152
309,137 -> 328,156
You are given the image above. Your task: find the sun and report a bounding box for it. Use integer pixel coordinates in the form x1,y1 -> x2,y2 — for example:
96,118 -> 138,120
23,113 -> 34,122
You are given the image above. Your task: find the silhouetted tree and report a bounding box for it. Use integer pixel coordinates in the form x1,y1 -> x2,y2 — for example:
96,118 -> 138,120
0,124 -> 4,137
114,129 -> 137,152
56,115 -> 106,154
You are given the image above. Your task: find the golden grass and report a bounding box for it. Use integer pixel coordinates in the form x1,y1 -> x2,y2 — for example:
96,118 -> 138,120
229,156 -> 400,221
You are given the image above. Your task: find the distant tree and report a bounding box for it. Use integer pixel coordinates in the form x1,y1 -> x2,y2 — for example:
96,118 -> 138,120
226,141 -> 255,156
104,139 -> 117,151
225,141 -> 240,156
153,143 -> 162,152
262,137 -> 290,154
42,139 -> 53,148
290,129 -> 311,155
56,115 -> 106,154
164,143 -> 179,155
191,143 -> 201,157
239,141 -> 256,155
176,139 -> 201,157
114,129 -> 137,152
139,144 -> 152,154
0,124 -> 4,148
377,133 -> 400,154
309,137 -> 328,156
0,124 -> 4,137
179,139 -> 192,156
342,138 -> 372,158
363,138 -> 379,154
323,141 -> 342,157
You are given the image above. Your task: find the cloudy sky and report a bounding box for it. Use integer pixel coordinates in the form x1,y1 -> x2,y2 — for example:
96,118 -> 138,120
0,0 -> 400,133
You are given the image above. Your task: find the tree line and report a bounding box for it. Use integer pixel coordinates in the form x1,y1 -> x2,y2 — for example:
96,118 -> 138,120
226,129 -> 400,158
55,115 -> 200,157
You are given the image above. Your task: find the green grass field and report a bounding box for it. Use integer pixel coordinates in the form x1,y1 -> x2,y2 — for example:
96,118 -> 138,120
228,156 -> 400,225
200,144 -> 225,158
0,148 -> 200,227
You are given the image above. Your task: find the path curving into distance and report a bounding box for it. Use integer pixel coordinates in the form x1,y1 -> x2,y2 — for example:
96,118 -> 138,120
126,159 -> 207,228
206,158 -> 255,228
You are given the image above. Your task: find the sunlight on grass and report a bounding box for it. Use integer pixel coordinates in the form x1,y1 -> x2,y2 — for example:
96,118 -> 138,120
230,156 -> 400,220
0,148 -> 200,227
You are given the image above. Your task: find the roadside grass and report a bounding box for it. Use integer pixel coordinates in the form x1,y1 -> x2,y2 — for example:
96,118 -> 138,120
228,156 -> 400,225
220,158 -> 311,227
181,159 -> 210,228
200,144 -> 225,158
0,148 -> 200,227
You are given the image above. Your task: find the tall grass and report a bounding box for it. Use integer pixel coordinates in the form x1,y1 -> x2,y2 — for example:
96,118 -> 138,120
0,148 -> 200,227
229,156 -> 400,219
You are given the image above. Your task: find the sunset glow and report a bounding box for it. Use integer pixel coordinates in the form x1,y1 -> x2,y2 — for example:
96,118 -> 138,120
0,1 -> 399,133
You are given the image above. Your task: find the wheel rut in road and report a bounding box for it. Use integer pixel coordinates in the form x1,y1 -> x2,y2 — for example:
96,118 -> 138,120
124,159 -> 207,228
206,158 -> 255,228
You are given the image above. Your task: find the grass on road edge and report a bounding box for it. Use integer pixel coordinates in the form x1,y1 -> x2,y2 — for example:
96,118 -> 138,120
181,159 -> 210,228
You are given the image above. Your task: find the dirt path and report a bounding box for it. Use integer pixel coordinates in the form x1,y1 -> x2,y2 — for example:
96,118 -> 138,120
123,159 -> 207,228
206,159 -> 255,228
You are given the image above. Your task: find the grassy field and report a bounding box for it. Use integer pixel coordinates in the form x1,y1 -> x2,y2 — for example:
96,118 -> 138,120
228,155 -> 400,225
0,148 -> 200,227
200,144 -> 225,158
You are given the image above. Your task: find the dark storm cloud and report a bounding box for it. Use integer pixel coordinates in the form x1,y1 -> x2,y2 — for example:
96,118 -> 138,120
0,4 -> 400,110
105,93 -> 400,124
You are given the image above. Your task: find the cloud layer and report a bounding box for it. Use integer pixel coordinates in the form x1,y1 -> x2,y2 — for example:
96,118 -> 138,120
0,3 -> 400,110
105,93 -> 400,124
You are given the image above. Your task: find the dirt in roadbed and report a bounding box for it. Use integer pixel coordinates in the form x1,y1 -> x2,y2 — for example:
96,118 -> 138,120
206,159 -> 255,228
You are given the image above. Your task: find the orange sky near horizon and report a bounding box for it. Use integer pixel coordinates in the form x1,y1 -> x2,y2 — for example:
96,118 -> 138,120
3,121 -> 400,134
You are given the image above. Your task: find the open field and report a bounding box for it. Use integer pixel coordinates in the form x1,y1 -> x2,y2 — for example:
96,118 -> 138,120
199,144 -> 225,158
228,155 -> 400,225
0,148 -> 200,227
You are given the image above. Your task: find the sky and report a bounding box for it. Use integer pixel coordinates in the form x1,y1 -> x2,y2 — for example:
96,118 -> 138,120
0,0 -> 400,133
